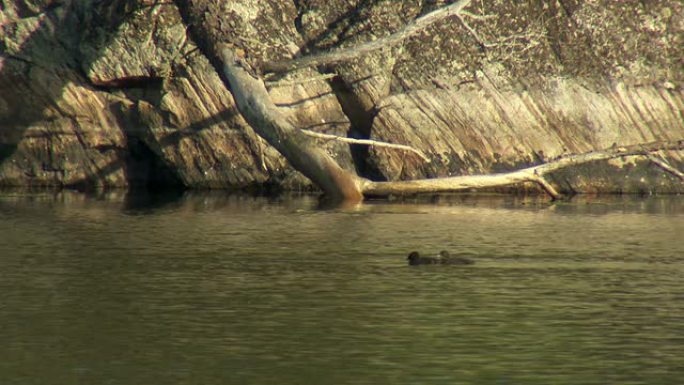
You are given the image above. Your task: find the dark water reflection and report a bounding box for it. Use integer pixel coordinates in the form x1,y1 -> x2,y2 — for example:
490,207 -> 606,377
1,191 -> 683,385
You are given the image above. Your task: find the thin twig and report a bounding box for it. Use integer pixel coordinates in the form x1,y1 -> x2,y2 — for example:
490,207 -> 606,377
456,14 -> 493,50
300,129 -> 431,163
647,154 -> 684,181
266,73 -> 337,88
263,0 -> 473,73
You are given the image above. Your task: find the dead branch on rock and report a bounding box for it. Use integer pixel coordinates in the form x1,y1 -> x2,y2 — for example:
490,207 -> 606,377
455,13 -> 493,51
300,129 -> 431,163
529,171 -> 562,200
647,154 -> 684,182
222,45 -> 684,202
213,1 -> 684,203
359,141 -> 684,199
262,0 -> 473,73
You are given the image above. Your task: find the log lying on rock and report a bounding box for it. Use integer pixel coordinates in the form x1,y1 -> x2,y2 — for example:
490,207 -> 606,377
220,45 -> 684,202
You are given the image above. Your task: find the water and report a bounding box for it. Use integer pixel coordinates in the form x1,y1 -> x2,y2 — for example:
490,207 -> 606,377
1,191 -> 683,385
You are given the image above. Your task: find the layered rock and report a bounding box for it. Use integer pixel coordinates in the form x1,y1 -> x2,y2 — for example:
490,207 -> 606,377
1,0 -> 682,193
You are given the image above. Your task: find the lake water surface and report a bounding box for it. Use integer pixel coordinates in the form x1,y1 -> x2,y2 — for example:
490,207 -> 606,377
1,191 -> 683,384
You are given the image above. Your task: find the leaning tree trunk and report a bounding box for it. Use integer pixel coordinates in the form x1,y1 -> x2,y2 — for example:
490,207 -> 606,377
219,48 -> 365,201
199,2 -> 684,202
221,45 -> 684,201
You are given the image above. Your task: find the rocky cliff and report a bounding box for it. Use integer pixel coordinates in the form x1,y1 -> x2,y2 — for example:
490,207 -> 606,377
1,0 -> 682,193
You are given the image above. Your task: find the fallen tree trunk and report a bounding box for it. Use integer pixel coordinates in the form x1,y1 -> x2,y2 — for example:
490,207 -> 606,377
222,44 -> 684,201
359,141 -> 684,199
211,0 -> 684,203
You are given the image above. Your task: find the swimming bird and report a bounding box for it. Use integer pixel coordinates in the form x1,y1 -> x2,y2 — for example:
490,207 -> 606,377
407,250 -> 474,266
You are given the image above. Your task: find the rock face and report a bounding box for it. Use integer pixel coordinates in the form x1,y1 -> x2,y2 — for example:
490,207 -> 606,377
1,0 -> 683,193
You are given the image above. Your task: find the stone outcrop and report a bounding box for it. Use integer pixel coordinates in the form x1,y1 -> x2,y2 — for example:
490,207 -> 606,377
1,0 -> 682,193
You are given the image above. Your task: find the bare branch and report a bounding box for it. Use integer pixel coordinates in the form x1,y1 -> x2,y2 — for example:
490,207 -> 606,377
456,14 -> 493,50
647,154 -> 684,181
300,129 -> 431,163
263,0 -> 473,73
265,73 -> 337,88
360,140 -> 684,197
528,173 -> 561,200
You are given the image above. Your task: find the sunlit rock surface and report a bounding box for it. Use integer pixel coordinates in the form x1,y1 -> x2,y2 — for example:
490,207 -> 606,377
1,0 -> 682,192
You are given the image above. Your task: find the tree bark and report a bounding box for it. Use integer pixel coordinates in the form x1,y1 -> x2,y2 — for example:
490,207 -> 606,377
220,47 -> 365,201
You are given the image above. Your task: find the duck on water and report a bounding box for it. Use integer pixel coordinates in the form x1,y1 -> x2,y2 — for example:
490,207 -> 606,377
407,250 -> 474,266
